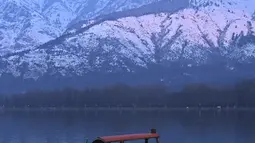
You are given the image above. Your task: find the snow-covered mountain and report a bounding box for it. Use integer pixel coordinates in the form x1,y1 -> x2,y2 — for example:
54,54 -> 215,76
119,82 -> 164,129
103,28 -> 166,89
1,0 -> 255,93
0,0 -> 159,55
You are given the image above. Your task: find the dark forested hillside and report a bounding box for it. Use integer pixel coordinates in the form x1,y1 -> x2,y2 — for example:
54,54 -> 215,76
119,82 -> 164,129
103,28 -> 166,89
1,79 -> 255,109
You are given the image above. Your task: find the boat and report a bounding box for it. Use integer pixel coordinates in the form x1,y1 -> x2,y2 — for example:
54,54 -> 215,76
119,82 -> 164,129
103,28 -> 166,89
92,129 -> 160,143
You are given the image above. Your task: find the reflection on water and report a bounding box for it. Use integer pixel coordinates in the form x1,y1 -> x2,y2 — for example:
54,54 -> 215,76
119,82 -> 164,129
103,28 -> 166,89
0,111 -> 255,143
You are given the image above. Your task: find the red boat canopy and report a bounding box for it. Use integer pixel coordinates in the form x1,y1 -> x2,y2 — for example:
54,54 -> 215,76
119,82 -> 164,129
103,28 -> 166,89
98,133 -> 159,142
92,129 -> 159,143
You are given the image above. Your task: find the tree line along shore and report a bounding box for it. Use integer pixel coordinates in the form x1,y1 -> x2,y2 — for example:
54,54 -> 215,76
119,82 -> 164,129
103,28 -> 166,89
0,79 -> 255,110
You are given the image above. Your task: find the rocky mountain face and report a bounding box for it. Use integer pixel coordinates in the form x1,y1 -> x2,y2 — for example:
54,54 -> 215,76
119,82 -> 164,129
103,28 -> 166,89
0,0 -> 255,93
0,0 -> 158,55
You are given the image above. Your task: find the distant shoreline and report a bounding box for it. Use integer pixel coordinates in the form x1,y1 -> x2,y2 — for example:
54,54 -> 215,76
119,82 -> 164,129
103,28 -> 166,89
1,107 -> 255,112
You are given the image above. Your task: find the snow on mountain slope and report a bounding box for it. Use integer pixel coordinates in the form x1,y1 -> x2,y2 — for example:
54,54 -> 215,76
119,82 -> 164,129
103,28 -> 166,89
190,0 -> 255,14
0,0 -> 60,55
0,0 -> 158,55
65,7 -> 255,64
2,2 -> 255,80
64,5 -> 255,58
65,0 -> 189,35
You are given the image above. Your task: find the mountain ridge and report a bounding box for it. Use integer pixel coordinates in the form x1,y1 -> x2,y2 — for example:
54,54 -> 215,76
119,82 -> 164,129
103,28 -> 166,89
1,0 -> 255,93
0,0 -> 159,55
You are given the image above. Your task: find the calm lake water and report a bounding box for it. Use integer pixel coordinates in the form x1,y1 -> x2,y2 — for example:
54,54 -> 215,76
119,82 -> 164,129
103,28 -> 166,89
0,111 -> 255,143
